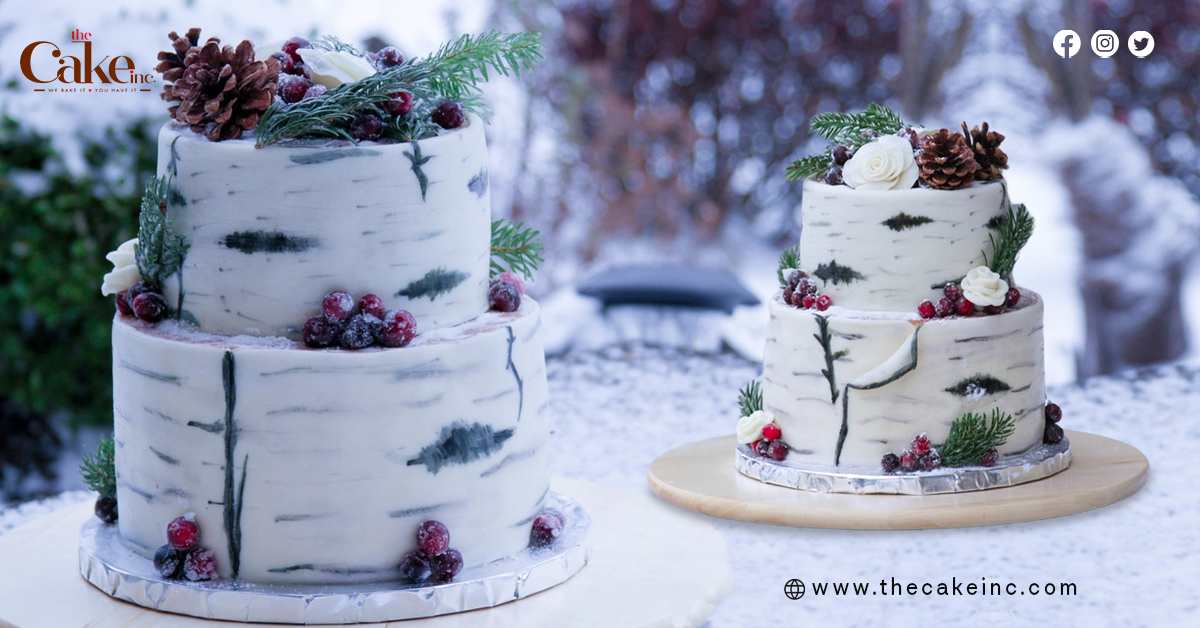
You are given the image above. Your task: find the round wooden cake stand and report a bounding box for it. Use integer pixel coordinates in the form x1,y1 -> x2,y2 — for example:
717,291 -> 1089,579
648,430 -> 1148,529
0,478 -> 730,628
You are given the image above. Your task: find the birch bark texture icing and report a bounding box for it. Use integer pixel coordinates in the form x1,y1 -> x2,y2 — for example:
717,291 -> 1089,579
112,302 -> 549,584
156,115 -> 491,338
797,179 -> 1009,311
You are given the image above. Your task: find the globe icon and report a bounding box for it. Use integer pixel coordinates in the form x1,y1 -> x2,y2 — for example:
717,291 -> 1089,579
784,578 -> 804,600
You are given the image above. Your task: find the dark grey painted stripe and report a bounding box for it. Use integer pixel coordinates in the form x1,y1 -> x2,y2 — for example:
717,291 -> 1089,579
149,446 -> 179,466
506,326 -> 525,422
405,422 -> 514,474
120,481 -> 154,502
186,419 -> 224,434
387,502 -> 457,519
479,447 -> 539,478
288,147 -> 381,165
119,360 -> 181,385
468,168 -> 488,198
955,329 -> 1020,343
220,351 -> 244,579
274,513 -> 333,523
268,564 -> 388,576
836,327 -> 921,466
221,230 -> 319,254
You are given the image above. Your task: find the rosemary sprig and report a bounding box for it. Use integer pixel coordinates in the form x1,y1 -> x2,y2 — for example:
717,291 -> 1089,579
80,437 -> 116,498
983,202 -> 1033,279
737,380 -> 764,417
785,103 -> 906,182
776,245 -> 800,286
490,219 -> 543,280
938,408 -> 1016,467
255,31 -> 542,146
135,176 -> 189,289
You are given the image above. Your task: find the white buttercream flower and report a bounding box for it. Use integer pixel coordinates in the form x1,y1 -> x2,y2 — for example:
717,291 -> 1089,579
736,410 -> 775,445
842,135 -> 920,191
297,48 -> 377,88
960,265 -> 1009,307
101,238 -> 141,296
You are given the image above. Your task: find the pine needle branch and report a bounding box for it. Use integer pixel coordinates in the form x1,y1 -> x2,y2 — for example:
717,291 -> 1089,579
776,245 -> 800,286
738,380 -> 764,417
985,202 -> 1034,279
80,437 -> 116,498
135,176 -> 188,289
785,154 -> 832,181
809,103 -> 905,148
490,219 -> 543,280
938,408 -> 1016,467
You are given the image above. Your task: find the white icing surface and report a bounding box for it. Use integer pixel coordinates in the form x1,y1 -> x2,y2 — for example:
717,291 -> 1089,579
112,300 -> 549,584
156,115 -> 491,337
762,292 -> 1046,467
797,179 -> 1009,311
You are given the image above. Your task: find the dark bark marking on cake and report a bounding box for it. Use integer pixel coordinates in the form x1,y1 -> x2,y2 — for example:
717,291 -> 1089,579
167,135 -> 182,177
387,501 -> 458,519
468,168 -> 488,198
404,140 -> 433,201
479,447 -> 538,478
944,374 -> 1012,397
220,351 -> 246,579
405,422 -> 514,474
274,513 -> 333,523
149,446 -> 180,466
174,267 -> 185,321
812,315 -> 841,404
1027,325 -> 1044,336
143,406 -> 176,423
835,327 -> 921,466
813,260 -> 865,286
1010,383 -> 1032,393
394,360 -> 456,381
119,361 -> 181,385
833,331 -> 865,341
401,393 -> 446,409
268,564 -> 387,576
473,388 -> 515,403
955,329 -> 1020,343
510,486 -> 552,527
186,419 -> 225,434
506,326 -> 525,423
288,147 -> 381,166
881,212 -> 934,231
265,405 -> 338,417
120,481 -> 155,502
221,230 -> 319,254
162,487 -> 190,499
1007,361 -> 1037,370
395,268 -> 467,301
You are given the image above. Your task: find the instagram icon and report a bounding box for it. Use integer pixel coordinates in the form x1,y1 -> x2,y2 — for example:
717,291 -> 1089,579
1091,30 -> 1119,58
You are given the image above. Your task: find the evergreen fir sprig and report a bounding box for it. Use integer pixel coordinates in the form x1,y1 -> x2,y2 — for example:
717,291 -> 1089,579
776,245 -> 800,286
786,103 -> 906,182
490,219 -> 543,280
80,437 -> 116,499
135,176 -> 189,288
938,408 -> 1016,467
983,202 -> 1034,279
255,31 -> 542,146
785,154 -> 832,181
737,380 -> 763,417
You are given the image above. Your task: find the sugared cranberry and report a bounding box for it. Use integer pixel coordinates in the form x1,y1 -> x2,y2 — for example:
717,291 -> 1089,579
980,449 -> 999,467
824,166 -> 843,186
767,440 -> 789,461
798,277 -> 818,296
358,293 -> 386,319
278,74 -> 312,104
350,111 -> 383,141
911,433 -> 931,456
153,544 -> 184,579
815,294 -> 833,311
899,451 -> 917,472
917,300 -> 936,319
302,316 -> 338,348
901,127 -> 921,149
919,451 -> 941,471
281,36 -> 310,63
782,287 -> 795,304
184,547 -> 218,582
166,513 -> 200,551
755,439 -> 771,457
382,90 -> 414,116
132,292 -> 168,322
322,290 -> 355,322
127,281 -> 154,301
935,296 -> 954,318
943,283 -> 962,302
832,145 -> 851,165
339,314 -> 377,350
95,496 -> 118,523
489,280 -> 521,312
115,291 -> 133,316
800,294 -> 817,309
956,298 -> 975,316
303,84 -> 327,100
785,269 -> 807,288
416,520 -> 450,557
1044,402 -> 1062,424
530,510 -> 565,547
373,46 -> 405,69
983,305 -> 1003,315
496,271 -> 526,295
376,309 -> 417,347
761,423 -> 782,441
398,550 -> 432,585
431,101 -> 465,129
1005,286 -> 1021,307
1044,422 -> 1064,445
430,548 -> 463,583
269,51 -> 296,75
881,453 -> 900,473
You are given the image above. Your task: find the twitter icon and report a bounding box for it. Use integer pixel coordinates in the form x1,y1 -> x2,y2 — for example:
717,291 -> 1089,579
1128,30 -> 1155,58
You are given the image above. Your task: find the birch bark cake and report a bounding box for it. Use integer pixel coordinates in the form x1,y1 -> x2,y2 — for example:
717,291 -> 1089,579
84,28 -> 577,593
735,105 -> 1068,490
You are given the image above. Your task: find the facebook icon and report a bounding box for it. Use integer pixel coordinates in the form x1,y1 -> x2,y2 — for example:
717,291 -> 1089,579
1053,30 -> 1081,58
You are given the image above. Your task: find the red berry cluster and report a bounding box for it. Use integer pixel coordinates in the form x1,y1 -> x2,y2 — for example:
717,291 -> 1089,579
881,433 -> 943,473
304,290 -> 417,350
751,422 -> 789,461
917,282 -> 1020,320
529,508 -> 566,548
153,513 -> 217,581
488,272 -> 526,313
398,520 -> 464,585
116,281 -> 169,323
271,37 -> 327,104
1043,401 -> 1064,444
782,270 -> 833,312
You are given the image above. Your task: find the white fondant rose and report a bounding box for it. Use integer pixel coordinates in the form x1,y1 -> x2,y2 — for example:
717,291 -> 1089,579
297,48 -> 377,88
842,135 -> 919,191
101,238 -> 141,296
736,410 -> 774,445
960,265 -> 1009,307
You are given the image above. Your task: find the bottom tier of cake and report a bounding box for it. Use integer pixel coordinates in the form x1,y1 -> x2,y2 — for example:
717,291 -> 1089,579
762,292 -> 1047,468
111,301 -> 549,585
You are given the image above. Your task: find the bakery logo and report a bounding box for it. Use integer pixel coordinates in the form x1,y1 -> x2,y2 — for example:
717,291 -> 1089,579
18,28 -> 156,93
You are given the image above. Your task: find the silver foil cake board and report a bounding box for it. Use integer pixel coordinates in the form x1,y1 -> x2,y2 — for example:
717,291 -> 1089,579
78,492 -> 589,624
735,438 -> 1072,495
647,430 -> 1148,530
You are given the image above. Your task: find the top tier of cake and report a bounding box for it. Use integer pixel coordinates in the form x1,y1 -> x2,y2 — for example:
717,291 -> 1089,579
157,114 -> 491,338
797,179 -> 1009,312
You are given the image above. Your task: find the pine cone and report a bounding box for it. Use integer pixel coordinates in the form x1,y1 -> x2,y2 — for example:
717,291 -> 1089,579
961,121 -> 1008,181
159,33 -> 280,141
917,129 -> 978,190
155,28 -> 202,83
